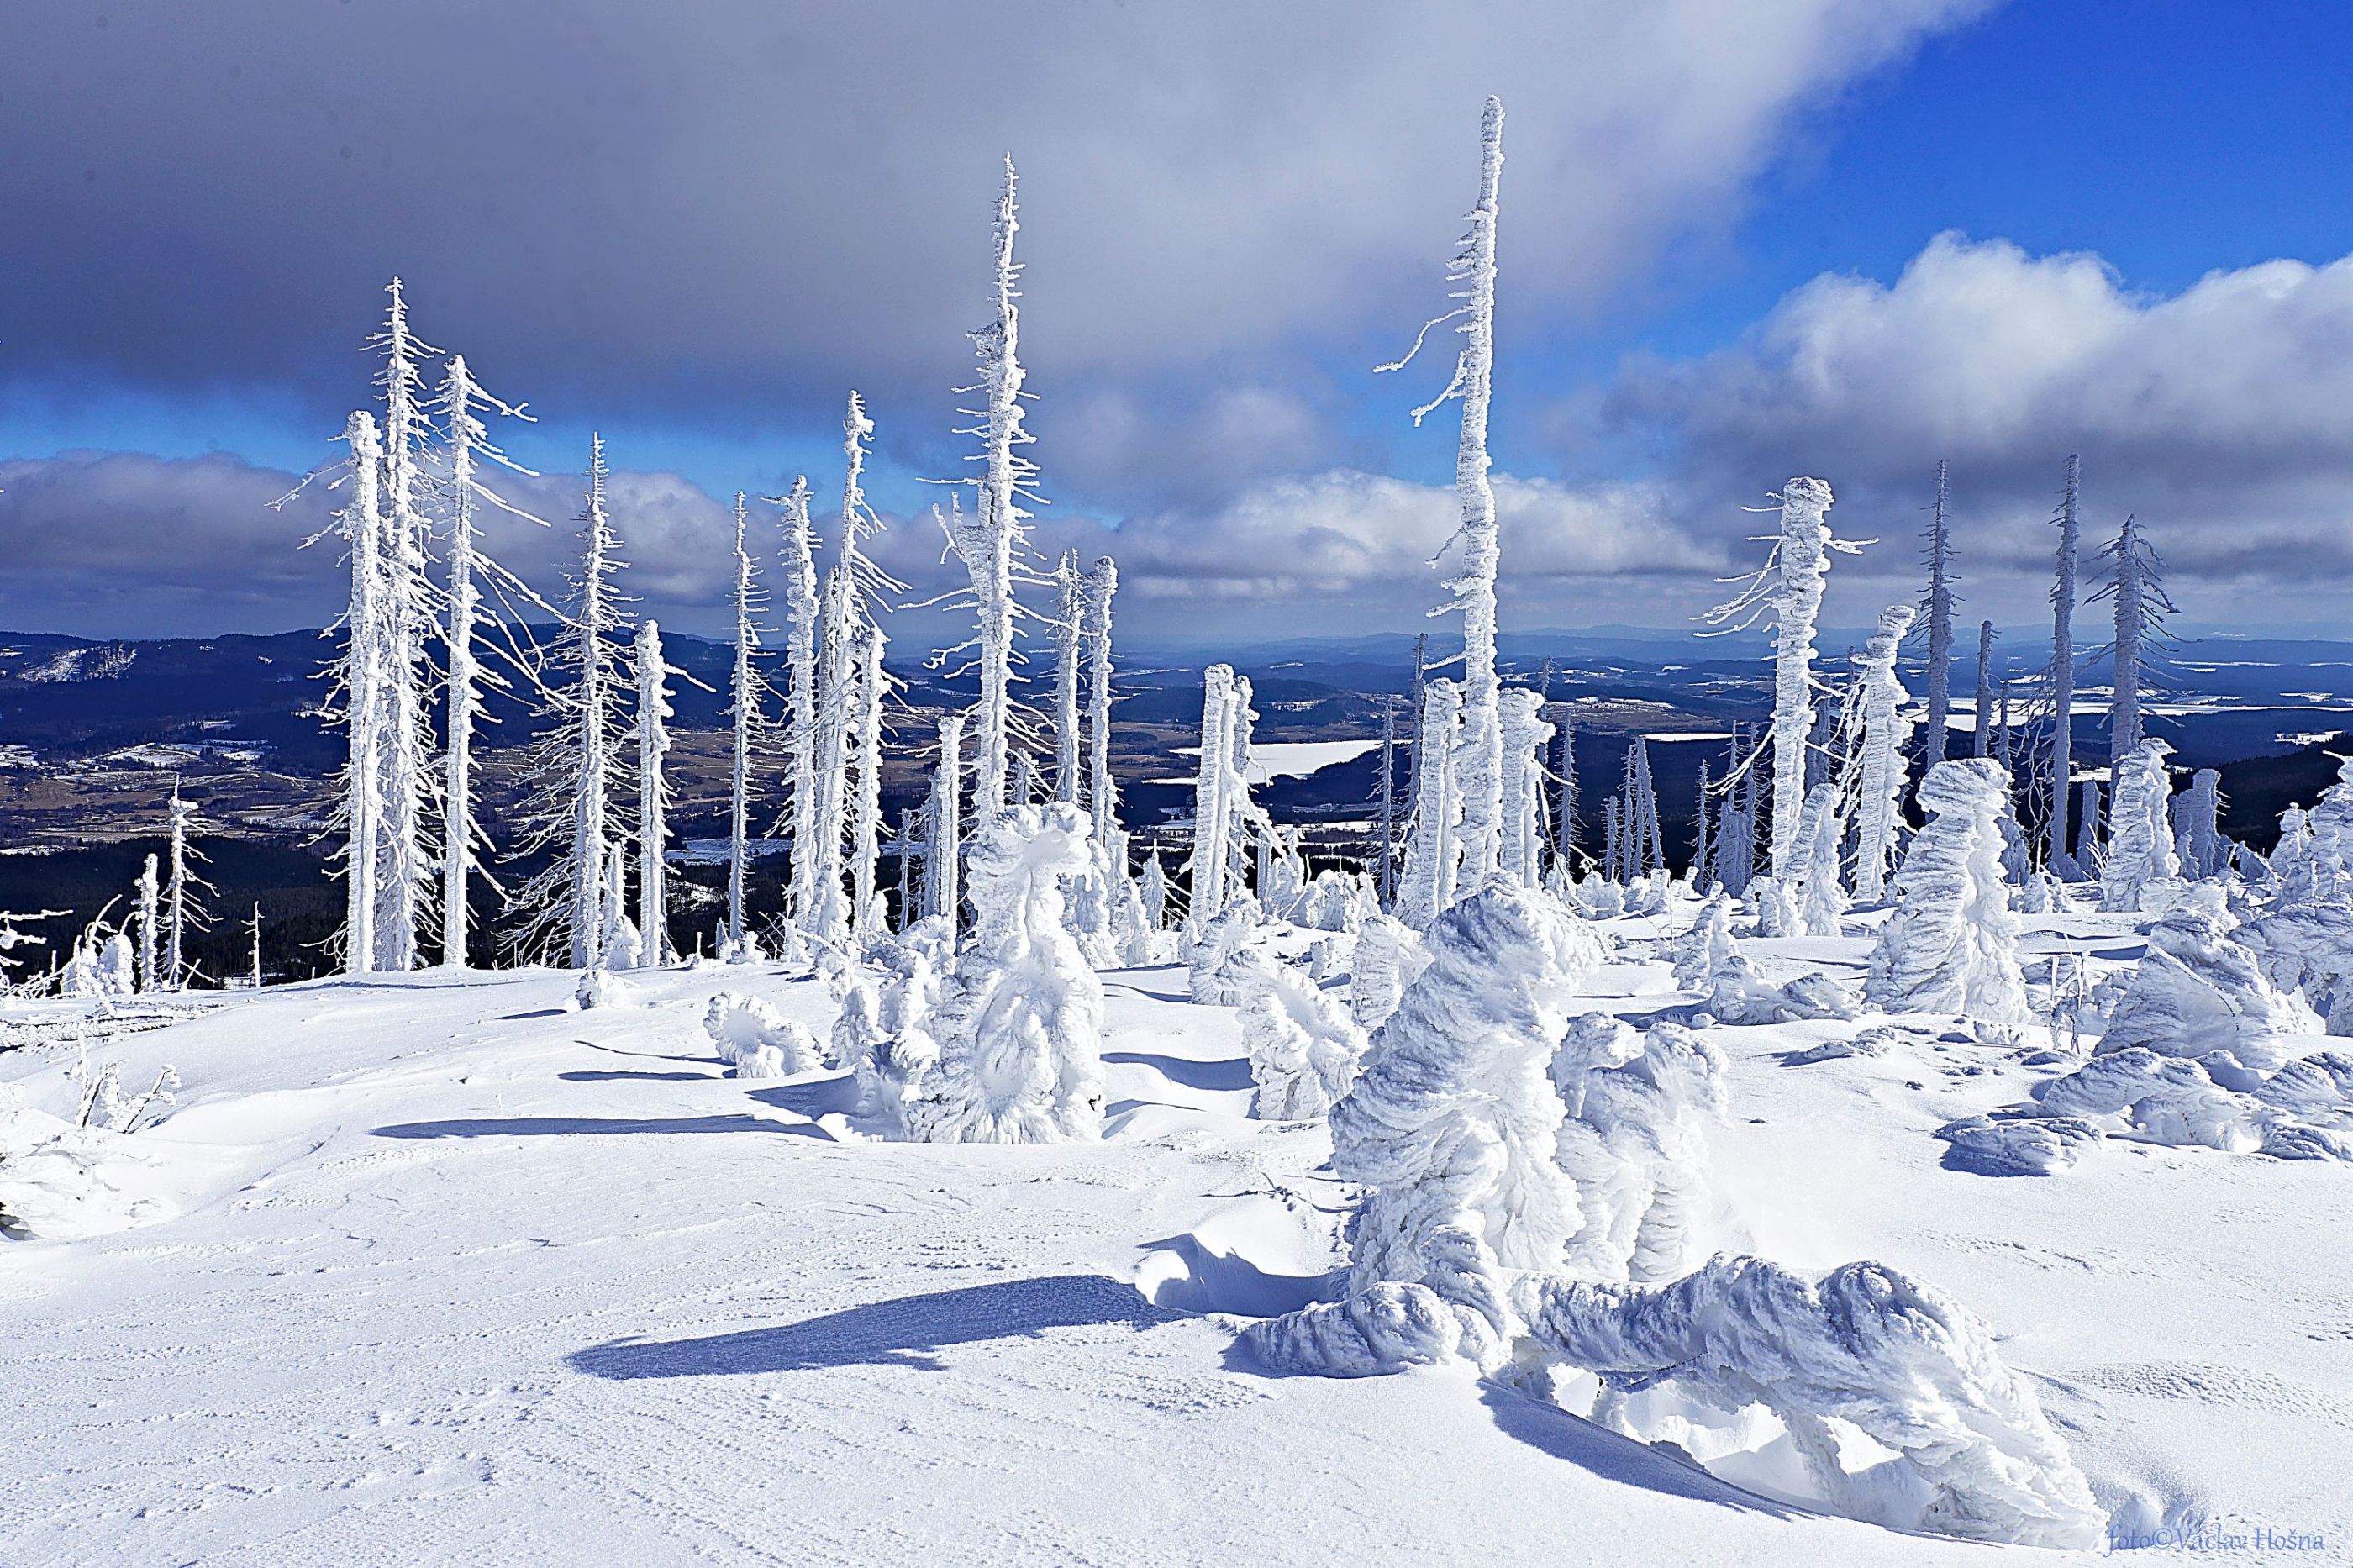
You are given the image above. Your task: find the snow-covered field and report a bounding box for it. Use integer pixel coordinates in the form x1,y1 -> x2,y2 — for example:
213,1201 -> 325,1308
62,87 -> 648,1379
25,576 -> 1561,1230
8,908 -> 2349,1566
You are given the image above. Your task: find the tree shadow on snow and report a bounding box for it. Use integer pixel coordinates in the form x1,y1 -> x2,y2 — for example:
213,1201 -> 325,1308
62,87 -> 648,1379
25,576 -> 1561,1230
1103,1050 -> 1255,1093
373,1113 -> 831,1139
745,1073 -> 861,1120
1476,1384 -> 1805,1521
569,1274 -> 1181,1379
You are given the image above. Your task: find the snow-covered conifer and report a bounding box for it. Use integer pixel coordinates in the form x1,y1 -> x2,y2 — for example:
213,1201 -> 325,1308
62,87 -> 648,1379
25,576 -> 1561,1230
163,788 -> 209,988
134,855 -> 159,994
776,476 -> 820,938
910,803 -> 1105,1144
367,280 -> 438,973
1052,550 -> 1082,805
926,714 -> 965,931
1852,603 -> 1917,901
1139,850 -> 1169,931
723,492 -> 771,958
1553,708 -> 1578,875
2103,739 -> 2180,912
2075,777 -> 2103,871
1551,1016 -> 1726,1283
1623,737 -> 1664,876
1973,619 -> 1995,760
330,409 -> 387,976
1788,783 -> 1848,938
1865,759 -> 2029,1031
1083,556 -> 1120,850
2172,767 -> 2227,879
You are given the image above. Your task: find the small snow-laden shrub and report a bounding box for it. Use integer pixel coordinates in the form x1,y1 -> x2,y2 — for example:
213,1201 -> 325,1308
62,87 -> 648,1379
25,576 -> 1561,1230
1350,913 -> 1429,1031
2099,888 -> 2321,1073
1551,1016 -> 1727,1283
1061,844 -> 1125,971
908,803 -> 1107,1145
1623,871 -> 1670,918
1243,966 -> 1368,1121
1748,876 -> 1797,939
1189,896 -> 1271,1006
97,934 -> 138,996
1578,876 -> 1626,919
1674,897 -> 1854,1024
1865,759 -> 2030,1035
574,968 -> 637,1010
1245,882 -> 1605,1374
703,992 -> 823,1078
2103,739 -> 2182,913
1507,1258 -> 2107,1550
1296,871 -> 1363,934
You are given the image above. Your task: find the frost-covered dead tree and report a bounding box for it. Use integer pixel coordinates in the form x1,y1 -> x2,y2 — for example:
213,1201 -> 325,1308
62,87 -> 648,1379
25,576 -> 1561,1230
1382,97 -> 1508,889
1375,702 -> 1400,908
1498,687 -> 1551,887
1553,708 -> 1577,873
1852,604 -> 1918,902
1865,759 -> 2029,1031
776,476 -> 820,939
800,568 -> 855,944
134,855 -> 160,993
1187,665 -> 1241,921
947,160 -> 1040,827
927,714 -> 965,930
434,353 -> 542,968
369,280 -> 438,973
1052,550 -> 1083,806
838,392 -> 906,941
330,410 -> 388,976
1624,737 -> 1664,876
1083,556 -> 1119,851
2091,513 -> 2177,767
1973,620 -> 1995,760
2173,768 -> 2228,879
1692,762 -> 1713,889
1921,461 -> 1958,766
1398,679 -> 1464,928
2046,455 -> 2083,876
2076,778 -> 2103,870
513,438 -> 632,968
163,787 -> 210,988
634,619 -> 675,964
1707,477 -> 1861,877
724,492 -> 772,956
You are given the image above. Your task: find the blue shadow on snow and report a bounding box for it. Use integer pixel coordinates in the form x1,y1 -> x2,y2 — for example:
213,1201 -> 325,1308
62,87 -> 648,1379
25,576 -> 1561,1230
569,1274 -> 1180,1379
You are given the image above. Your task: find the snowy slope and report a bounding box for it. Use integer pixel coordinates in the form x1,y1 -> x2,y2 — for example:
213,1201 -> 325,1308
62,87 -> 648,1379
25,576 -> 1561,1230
4,930 -> 2349,1565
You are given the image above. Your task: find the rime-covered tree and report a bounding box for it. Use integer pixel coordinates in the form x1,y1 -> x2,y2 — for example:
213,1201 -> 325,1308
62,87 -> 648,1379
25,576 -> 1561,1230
1553,708 -> 1578,874
927,714 -> 965,930
1691,762 -> 1713,889
1707,477 -> 1861,877
513,438 -> 632,968
1083,556 -> 1120,848
1623,737 -> 1664,876
1920,461 -> 1959,766
368,280 -> 438,972
947,160 -> 1040,827
1375,701 -> 1400,909
1852,604 -> 1918,902
1973,620 -> 1995,760
2103,739 -> 2180,913
2045,455 -> 2083,876
434,353 -> 542,967
1052,550 -> 1083,805
134,855 -> 160,993
1382,97 -> 1508,889
163,787 -> 211,988
724,492 -> 772,956
634,619 -> 676,964
838,392 -> 905,940
1865,759 -> 2029,1029
2091,513 -> 2177,767
1185,664 -> 1266,924
776,476 -> 821,937
1398,679 -> 1463,927
1498,687 -> 1551,887
329,409 -> 388,976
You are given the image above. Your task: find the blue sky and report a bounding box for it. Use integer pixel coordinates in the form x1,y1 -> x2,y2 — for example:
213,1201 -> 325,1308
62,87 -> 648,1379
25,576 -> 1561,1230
6,1 -> 2353,642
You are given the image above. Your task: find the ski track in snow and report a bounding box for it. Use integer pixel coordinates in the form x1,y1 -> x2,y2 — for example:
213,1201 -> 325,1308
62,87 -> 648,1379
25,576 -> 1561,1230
6,923 -> 2352,1566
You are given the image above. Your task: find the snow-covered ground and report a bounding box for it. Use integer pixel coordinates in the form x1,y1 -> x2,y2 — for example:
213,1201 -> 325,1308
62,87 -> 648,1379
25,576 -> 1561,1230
5,913 -> 2350,1565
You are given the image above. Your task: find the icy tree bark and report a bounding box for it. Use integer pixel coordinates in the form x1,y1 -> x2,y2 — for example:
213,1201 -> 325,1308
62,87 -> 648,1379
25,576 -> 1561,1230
2047,455 -> 2082,876
1922,461 -> 1957,767
950,160 -> 1037,828
1853,603 -> 1918,902
1398,679 -> 1463,929
634,619 -> 674,964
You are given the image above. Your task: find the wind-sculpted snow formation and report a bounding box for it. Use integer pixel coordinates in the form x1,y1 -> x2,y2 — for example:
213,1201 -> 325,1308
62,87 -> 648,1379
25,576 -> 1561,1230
1865,760 -> 2029,1033
2101,889 -> 2321,1073
703,992 -> 823,1080
2103,739 -> 2180,913
1240,881 -> 2102,1547
908,804 -> 1106,1145
1349,913 -> 1429,1031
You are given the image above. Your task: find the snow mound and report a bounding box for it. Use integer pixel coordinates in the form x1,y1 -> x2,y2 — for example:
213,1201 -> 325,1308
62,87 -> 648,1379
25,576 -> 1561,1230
2100,890 -> 2322,1073
703,992 -> 823,1079
0,1087 -> 158,1239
